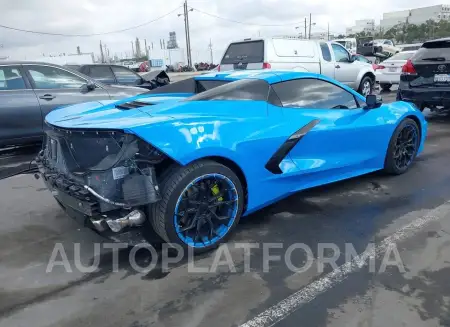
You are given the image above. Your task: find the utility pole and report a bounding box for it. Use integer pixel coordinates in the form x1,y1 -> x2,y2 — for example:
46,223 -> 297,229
208,38 -> 213,64
99,41 -> 104,63
304,18 -> 307,40
178,1 -> 193,67
327,22 -> 330,40
144,39 -> 149,59
309,13 -> 312,39
103,44 -> 108,62
185,1 -> 192,67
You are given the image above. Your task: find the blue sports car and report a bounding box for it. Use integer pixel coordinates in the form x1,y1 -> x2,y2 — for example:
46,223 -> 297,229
37,70 -> 427,252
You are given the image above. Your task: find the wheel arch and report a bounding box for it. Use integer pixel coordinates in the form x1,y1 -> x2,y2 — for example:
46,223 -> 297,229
404,114 -> 422,141
361,71 -> 376,84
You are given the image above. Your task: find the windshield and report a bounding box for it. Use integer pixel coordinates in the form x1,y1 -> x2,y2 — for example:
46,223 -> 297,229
413,40 -> 450,61
144,77 -> 231,95
388,52 -> 415,61
187,78 -> 269,101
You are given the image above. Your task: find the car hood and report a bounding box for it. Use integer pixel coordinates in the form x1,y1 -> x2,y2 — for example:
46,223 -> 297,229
45,95 -> 265,131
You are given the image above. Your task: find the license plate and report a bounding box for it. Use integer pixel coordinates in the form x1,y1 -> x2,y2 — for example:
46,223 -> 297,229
388,67 -> 397,72
434,74 -> 450,83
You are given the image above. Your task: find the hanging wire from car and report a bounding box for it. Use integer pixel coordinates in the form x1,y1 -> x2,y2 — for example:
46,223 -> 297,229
0,5 -> 182,37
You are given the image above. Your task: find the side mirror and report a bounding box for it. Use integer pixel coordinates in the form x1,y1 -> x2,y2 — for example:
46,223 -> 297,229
136,78 -> 144,85
365,94 -> 382,109
83,80 -> 96,92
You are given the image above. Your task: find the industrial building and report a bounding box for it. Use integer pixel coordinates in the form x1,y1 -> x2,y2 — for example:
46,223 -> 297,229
345,19 -> 376,35
380,4 -> 450,31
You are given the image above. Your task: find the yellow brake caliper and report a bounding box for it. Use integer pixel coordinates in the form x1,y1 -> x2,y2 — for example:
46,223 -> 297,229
210,183 -> 223,202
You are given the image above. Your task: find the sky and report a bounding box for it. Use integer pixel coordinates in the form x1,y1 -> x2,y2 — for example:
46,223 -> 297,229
0,0 -> 446,63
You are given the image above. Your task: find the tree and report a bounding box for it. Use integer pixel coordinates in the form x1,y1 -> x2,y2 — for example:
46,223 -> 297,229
346,18 -> 450,44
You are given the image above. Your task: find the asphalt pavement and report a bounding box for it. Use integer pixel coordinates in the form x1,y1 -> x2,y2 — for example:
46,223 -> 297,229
1,89 -> 450,327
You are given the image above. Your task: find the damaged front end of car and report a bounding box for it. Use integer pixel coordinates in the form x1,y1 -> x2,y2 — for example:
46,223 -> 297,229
36,123 -> 168,244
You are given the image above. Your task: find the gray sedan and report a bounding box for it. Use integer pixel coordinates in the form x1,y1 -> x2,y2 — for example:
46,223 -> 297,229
0,61 -> 146,147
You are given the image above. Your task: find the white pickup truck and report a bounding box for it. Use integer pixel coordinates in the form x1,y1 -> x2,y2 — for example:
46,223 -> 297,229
122,60 -> 140,72
219,36 -> 376,96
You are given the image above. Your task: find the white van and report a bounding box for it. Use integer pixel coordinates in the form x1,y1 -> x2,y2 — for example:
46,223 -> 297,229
218,36 -> 376,95
333,38 -> 357,54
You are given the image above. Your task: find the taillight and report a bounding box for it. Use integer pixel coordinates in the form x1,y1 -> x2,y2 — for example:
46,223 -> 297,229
373,64 -> 385,71
263,62 -> 271,69
217,65 -> 220,72
401,59 -> 417,75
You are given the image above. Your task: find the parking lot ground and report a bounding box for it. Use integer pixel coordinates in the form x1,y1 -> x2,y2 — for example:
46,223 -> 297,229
1,90 -> 450,327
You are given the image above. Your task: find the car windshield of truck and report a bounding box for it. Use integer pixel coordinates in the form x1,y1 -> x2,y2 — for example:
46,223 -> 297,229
221,40 -> 264,64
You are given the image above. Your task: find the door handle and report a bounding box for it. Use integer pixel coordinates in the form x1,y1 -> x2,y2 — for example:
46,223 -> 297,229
335,65 -> 341,69
39,94 -> 56,100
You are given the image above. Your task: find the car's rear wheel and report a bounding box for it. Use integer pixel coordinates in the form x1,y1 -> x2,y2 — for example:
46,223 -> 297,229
380,83 -> 392,91
358,76 -> 374,96
383,118 -> 420,175
150,160 -> 244,253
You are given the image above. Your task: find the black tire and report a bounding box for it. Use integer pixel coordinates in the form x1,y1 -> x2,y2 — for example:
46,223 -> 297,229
358,75 -> 374,96
380,83 -> 392,91
149,160 -> 244,253
383,118 -> 420,175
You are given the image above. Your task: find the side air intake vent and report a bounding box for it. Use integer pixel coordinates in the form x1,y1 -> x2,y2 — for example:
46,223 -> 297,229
115,100 -> 153,110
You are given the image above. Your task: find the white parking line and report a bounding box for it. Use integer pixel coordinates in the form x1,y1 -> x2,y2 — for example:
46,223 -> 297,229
239,202 -> 450,327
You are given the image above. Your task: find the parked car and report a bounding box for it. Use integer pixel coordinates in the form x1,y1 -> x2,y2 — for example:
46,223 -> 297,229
352,54 -> 382,71
218,36 -> 376,95
122,60 -> 140,71
67,64 -> 170,90
333,38 -> 357,54
375,51 -> 416,91
357,38 -> 401,58
37,70 -> 427,253
397,37 -> 450,111
0,61 -> 146,147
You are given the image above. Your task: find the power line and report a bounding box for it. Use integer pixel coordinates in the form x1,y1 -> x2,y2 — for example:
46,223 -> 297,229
0,6 -> 182,37
189,6 -> 309,27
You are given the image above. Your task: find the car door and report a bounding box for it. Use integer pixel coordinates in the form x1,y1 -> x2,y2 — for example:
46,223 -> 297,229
270,78 -> 389,187
331,43 -> 361,89
110,65 -> 143,87
84,65 -> 117,85
0,64 -> 43,146
23,64 -> 111,119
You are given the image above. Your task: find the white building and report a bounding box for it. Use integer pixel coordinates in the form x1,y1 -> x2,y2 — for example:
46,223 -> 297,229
380,4 -> 450,31
346,19 -> 375,35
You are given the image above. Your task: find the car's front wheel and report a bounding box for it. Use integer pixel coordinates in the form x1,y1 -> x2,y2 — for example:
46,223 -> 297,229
383,118 -> 420,175
358,76 -> 374,96
150,160 -> 244,253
